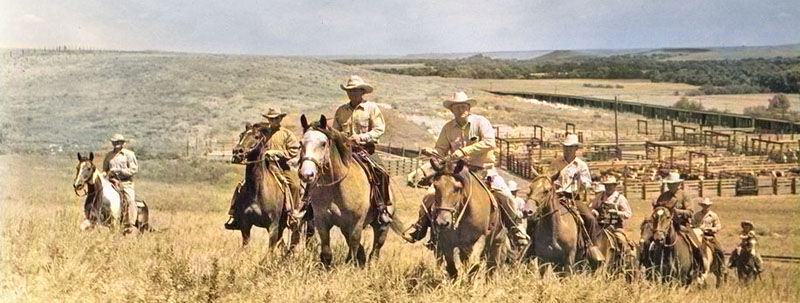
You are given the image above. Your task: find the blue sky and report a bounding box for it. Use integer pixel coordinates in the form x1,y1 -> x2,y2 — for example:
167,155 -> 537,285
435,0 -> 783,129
1,0 -> 798,56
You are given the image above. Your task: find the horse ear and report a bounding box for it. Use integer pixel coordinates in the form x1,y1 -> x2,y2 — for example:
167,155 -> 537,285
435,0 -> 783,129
77,152 -> 82,161
245,122 -> 252,130
319,115 -> 328,129
300,114 -> 309,132
430,158 -> 441,172
89,152 -> 94,161
453,159 -> 466,174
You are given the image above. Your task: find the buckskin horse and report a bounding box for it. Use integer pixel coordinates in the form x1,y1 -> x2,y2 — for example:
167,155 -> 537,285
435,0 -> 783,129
230,122 -> 302,249
72,152 -> 149,232
523,176 -> 581,273
298,115 -> 400,267
426,158 -> 507,278
640,206 -> 715,286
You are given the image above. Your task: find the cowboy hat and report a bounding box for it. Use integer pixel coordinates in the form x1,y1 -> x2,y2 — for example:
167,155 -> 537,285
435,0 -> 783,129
442,91 -> 478,109
741,220 -> 754,228
340,75 -> 373,93
109,134 -> 127,142
561,133 -> 581,147
508,180 -> 519,192
698,197 -> 713,206
662,172 -> 684,183
262,108 -> 287,119
601,175 -> 618,184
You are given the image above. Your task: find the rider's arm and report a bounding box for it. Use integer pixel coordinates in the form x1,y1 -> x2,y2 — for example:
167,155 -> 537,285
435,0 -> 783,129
617,195 -> 632,220
102,152 -> 112,173
278,131 -> 301,160
357,105 -> 385,143
434,124 -> 451,157
455,116 -> 495,158
115,151 -> 138,178
710,213 -> 721,233
332,106 -> 345,132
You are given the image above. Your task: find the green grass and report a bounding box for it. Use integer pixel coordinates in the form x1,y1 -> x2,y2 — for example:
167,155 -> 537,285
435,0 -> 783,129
1,155 -> 799,302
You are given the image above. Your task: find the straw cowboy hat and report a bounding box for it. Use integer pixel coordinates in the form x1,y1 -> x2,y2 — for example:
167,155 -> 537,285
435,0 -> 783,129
698,197 -> 713,206
109,134 -> 127,142
561,133 -> 581,146
340,75 -> 373,93
741,220 -> 754,228
662,172 -> 684,183
442,91 -> 478,109
508,180 -> 519,192
262,108 -> 287,119
601,175 -> 618,185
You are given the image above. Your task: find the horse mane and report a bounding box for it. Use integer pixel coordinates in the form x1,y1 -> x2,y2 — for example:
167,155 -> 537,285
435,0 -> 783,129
310,123 -> 352,164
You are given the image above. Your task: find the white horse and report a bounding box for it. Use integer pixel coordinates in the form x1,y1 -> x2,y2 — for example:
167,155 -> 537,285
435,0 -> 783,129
72,152 -> 124,231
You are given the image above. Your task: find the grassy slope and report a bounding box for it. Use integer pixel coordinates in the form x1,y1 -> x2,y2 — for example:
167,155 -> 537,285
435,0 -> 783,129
1,155 -> 798,302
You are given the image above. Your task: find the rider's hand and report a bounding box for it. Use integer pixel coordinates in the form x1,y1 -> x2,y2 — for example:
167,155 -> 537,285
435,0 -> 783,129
591,209 -> 599,217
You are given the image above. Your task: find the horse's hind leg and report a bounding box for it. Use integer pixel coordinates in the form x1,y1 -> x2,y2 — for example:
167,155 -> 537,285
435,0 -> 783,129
268,219 -> 286,251
369,223 -> 388,261
342,226 -> 366,267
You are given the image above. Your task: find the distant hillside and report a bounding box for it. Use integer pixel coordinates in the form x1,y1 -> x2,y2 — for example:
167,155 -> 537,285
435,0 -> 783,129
0,50 -> 449,155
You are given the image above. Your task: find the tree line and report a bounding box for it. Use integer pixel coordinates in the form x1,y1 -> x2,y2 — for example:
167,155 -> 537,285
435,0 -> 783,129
335,54 -> 800,94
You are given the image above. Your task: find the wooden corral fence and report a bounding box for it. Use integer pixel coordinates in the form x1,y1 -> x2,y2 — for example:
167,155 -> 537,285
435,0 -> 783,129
621,177 -> 799,201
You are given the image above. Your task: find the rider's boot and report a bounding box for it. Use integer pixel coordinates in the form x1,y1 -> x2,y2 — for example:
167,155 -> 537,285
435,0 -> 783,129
402,206 -> 430,243
224,216 -> 239,230
379,204 -> 394,225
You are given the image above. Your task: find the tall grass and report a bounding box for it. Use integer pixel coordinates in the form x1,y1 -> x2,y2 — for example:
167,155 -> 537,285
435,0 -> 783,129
1,155 -> 799,302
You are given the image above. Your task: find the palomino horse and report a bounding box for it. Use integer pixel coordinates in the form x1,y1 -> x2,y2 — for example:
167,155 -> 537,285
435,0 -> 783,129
230,122 -> 302,249
523,176 -> 580,272
427,159 -> 506,278
298,115 -> 397,267
72,152 -> 131,231
641,206 -> 715,286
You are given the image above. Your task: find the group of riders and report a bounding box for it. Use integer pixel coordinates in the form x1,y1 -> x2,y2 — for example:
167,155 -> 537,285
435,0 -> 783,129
97,74 -> 764,275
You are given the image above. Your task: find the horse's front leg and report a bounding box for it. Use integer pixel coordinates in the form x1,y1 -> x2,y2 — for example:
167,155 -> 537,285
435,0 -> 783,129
443,248 -> 458,278
343,225 -> 366,267
315,217 -> 334,269
268,217 -> 286,251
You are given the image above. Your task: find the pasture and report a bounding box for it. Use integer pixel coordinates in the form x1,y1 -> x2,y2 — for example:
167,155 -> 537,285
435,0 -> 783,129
1,155 -> 798,302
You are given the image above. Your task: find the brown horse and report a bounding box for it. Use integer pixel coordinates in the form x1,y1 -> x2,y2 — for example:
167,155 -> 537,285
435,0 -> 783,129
593,225 -> 638,279
640,207 -> 714,286
230,122 -> 301,249
298,115 -> 398,267
731,246 -> 760,284
523,176 -> 580,272
427,159 -> 506,278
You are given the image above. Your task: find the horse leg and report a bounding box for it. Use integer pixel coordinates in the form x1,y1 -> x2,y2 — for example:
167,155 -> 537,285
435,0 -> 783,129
268,219 -> 286,252
369,223 -> 388,261
317,222 -> 334,269
240,225 -> 252,247
459,246 -> 479,279
343,226 -> 366,267
443,249 -> 458,278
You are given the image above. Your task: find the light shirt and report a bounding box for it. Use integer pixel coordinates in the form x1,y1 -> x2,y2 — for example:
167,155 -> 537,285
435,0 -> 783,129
333,101 -> 385,143
591,190 -> 632,220
550,157 -> 592,194
435,114 -> 496,169
103,148 -> 138,181
266,127 -> 300,160
692,210 -> 721,234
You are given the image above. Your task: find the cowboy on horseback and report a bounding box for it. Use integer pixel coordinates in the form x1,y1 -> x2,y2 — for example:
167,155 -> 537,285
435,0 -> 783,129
102,134 -> 139,234
225,108 -> 301,230
591,175 -> 631,230
548,133 -> 603,260
651,172 -> 693,229
329,75 -> 393,224
692,197 -> 726,276
729,220 -> 764,274
402,91 -> 530,247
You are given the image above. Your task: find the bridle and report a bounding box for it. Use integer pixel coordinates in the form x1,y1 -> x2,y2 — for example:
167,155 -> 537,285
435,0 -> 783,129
527,176 -> 559,219
74,162 -> 99,197
233,129 -> 270,165
431,170 -> 474,229
651,207 -> 677,247
300,128 -> 349,187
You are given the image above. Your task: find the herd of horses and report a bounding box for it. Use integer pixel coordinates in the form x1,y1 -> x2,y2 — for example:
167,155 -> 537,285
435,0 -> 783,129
71,114 -> 762,287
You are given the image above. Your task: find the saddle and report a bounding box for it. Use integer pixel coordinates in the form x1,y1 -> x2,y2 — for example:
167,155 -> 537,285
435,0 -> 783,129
351,145 -> 391,209
467,170 -> 500,235
266,163 -> 301,219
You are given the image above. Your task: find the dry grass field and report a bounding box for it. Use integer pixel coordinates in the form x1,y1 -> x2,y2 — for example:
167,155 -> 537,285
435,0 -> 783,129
1,155 -> 798,303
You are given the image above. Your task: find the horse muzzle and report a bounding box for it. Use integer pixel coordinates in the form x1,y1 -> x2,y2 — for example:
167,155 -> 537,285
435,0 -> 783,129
299,159 -> 319,183
434,211 -> 454,229
653,231 -> 666,242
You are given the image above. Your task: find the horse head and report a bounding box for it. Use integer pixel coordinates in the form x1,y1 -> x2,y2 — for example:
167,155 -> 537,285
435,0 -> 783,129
73,152 -> 96,191
650,206 -> 674,243
526,175 -> 554,218
430,158 -> 468,229
298,114 -> 351,184
232,122 -> 273,164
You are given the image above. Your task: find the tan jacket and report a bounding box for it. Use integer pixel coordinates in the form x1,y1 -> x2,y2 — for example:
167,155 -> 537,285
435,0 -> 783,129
435,114 -> 496,169
103,148 -> 138,181
265,127 -> 300,160
333,101 -> 385,144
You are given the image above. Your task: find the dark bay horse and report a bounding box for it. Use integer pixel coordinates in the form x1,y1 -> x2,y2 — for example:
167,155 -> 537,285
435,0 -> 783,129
230,122 -> 301,249
298,115 -> 398,267
427,159 -> 507,278
731,241 -> 760,284
640,207 -> 714,286
523,176 -> 580,272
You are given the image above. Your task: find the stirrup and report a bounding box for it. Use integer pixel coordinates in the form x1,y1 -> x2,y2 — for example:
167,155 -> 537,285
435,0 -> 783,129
378,208 -> 393,224
224,217 -> 239,230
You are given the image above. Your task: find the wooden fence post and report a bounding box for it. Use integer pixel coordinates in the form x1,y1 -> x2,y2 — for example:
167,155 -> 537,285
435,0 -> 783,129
717,179 -> 722,197
699,179 -> 704,197
642,183 -> 647,200
773,177 -> 778,195
792,177 -> 797,195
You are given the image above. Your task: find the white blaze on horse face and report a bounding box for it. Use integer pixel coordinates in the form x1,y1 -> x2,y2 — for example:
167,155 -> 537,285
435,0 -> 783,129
300,130 -> 329,182
74,162 -> 91,189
